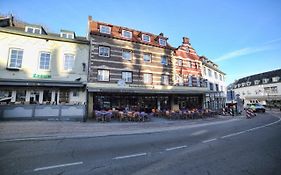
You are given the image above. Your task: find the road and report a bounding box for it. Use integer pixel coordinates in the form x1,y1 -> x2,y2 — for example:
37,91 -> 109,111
0,111 -> 280,175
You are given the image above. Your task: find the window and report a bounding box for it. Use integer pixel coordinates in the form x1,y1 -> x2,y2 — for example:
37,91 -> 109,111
208,69 -> 212,77
122,30 -> 132,39
97,70 -> 110,81
214,72 -> 218,79
72,90 -> 79,97
143,53 -> 152,62
43,90 -> 52,103
159,38 -> 166,46
100,25 -> 111,34
215,84 -> 219,91
177,59 -> 183,66
262,78 -> 269,84
142,34 -> 150,42
122,50 -> 132,61
39,52 -> 51,70
161,75 -> 169,85
161,56 -> 168,65
187,61 -> 192,68
272,76 -> 280,82
61,32 -> 74,39
254,80 -> 260,85
203,67 -> 206,75
64,54 -> 75,71
122,71 -> 133,83
219,74 -> 222,81
59,90 -> 69,103
8,48 -> 23,69
264,86 -> 278,94
16,90 -> 26,102
221,85 -> 223,92
98,46 -> 110,57
143,73 -> 152,84
25,26 -> 41,34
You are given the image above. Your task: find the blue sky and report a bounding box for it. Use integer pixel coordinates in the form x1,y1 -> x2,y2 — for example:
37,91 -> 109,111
1,0 -> 281,85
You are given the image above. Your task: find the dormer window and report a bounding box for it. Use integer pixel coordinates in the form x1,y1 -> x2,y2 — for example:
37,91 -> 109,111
272,76 -> 280,82
122,30 -> 132,39
142,34 -> 150,42
159,38 -> 166,46
262,78 -> 269,84
254,80 -> 260,85
25,26 -> 41,34
100,25 -> 111,34
60,32 -> 74,39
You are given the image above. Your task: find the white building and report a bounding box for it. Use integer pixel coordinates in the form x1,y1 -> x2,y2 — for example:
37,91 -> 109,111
0,16 -> 89,120
232,69 -> 281,107
200,56 -> 226,110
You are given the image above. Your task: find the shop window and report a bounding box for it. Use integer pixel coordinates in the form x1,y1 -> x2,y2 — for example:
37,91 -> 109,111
143,73 -> 152,84
8,48 -> 23,69
43,90 -> 52,103
16,90 -> 26,103
97,69 -> 110,81
59,90 -> 69,103
30,90 -> 40,104
122,71 -> 133,83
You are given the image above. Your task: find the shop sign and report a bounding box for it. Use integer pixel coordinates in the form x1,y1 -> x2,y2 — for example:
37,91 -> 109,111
129,84 -> 155,89
32,74 -> 51,79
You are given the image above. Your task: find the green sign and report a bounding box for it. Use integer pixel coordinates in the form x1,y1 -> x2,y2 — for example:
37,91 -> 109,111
32,74 -> 51,79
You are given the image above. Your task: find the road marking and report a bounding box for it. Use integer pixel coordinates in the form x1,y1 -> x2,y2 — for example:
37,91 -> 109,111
221,117 -> 281,139
202,138 -> 217,143
113,153 -> 147,160
34,161 -> 83,172
165,145 -> 187,151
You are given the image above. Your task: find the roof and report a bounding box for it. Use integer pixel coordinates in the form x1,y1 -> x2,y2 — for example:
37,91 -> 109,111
200,56 -> 225,75
0,15 -> 88,44
233,69 -> 281,89
88,16 -> 174,50
174,37 -> 200,60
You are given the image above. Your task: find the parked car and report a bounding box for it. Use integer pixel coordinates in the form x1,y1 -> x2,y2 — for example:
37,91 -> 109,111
245,103 -> 266,113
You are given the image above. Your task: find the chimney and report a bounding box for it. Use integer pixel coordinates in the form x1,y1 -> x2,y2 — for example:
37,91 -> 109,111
159,32 -> 164,36
88,15 -> 92,21
183,37 -> 190,44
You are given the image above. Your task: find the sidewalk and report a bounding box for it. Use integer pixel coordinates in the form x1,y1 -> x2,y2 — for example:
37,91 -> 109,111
0,115 -> 243,142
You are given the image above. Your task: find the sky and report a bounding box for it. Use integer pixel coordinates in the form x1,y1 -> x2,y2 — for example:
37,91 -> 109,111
1,0 -> 281,85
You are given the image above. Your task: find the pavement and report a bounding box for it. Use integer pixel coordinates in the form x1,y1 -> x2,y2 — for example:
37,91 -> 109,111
0,108 -> 279,142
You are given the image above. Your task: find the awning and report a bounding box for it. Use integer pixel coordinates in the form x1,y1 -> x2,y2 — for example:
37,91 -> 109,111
0,79 -> 85,87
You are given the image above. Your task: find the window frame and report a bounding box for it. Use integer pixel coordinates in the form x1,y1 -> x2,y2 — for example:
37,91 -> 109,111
100,25 -> 111,34
122,71 -> 133,83
143,73 -> 153,84
38,51 -> 51,71
177,59 -> 183,67
25,26 -> 42,34
142,34 -> 151,42
97,69 -> 110,82
159,38 -> 167,46
98,46 -> 111,57
161,75 -> 169,85
7,48 -> 24,69
161,56 -> 168,65
121,30 -> 132,39
63,53 -> 75,71
143,53 -> 152,62
122,49 -> 132,61
60,32 -> 74,39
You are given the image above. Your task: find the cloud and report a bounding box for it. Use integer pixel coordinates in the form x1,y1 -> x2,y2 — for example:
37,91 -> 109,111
214,37 -> 281,62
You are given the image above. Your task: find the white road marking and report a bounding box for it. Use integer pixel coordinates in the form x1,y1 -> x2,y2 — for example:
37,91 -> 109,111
202,138 -> 217,143
34,161 -> 83,172
221,117 -> 281,139
165,145 -> 187,151
113,153 -> 147,160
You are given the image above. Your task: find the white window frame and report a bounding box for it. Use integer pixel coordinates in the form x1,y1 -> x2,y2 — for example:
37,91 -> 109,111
98,46 -> 110,57
7,48 -> 24,69
122,30 -> 132,39
100,25 -> 111,34
143,73 -> 153,84
122,71 -> 133,83
122,50 -> 132,61
97,69 -> 110,82
159,38 -> 167,46
161,56 -> 168,65
177,59 -> 183,66
39,52 -> 51,70
143,53 -> 152,62
25,26 -> 41,34
63,54 -> 75,71
142,34 -> 151,42
161,75 -> 169,85
272,76 -> 280,82
60,32 -> 74,39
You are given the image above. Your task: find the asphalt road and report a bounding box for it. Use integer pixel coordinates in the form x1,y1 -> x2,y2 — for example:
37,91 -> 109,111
0,111 -> 280,175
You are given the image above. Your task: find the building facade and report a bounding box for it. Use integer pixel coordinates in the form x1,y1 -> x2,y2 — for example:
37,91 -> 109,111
200,56 -> 226,110
232,69 -> 281,107
0,16 -> 89,120
87,16 -> 209,117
